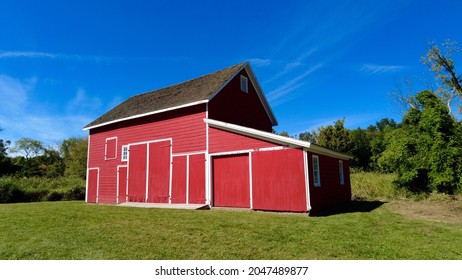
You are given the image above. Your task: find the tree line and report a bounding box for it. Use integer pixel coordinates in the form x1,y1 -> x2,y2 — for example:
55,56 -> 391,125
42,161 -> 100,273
1,40 -> 461,196
276,40 -> 462,195
0,135 -> 87,179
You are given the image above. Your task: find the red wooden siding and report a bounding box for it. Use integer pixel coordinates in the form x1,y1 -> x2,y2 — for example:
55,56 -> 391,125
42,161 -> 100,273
127,143 -> 147,202
87,169 -> 98,203
208,127 -> 278,154
147,141 -> 171,203
171,156 -> 187,203
212,154 -> 250,208
117,166 -> 127,204
308,152 -> 351,212
188,153 -> 206,204
252,149 -> 307,212
208,69 -> 273,132
87,104 -> 206,204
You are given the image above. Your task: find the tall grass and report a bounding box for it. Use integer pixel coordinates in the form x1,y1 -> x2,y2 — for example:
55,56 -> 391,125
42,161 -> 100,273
350,171 -> 409,201
350,171 -> 462,201
0,177 -> 85,203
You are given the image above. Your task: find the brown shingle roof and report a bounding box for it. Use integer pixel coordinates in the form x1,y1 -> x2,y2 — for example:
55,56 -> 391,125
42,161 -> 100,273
84,62 -> 247,129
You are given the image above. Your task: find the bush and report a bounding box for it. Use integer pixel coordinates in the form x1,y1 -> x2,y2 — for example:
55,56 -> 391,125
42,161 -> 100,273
64,186 -> 85,201
48,191 -> 64,201
0,177 -> 85,203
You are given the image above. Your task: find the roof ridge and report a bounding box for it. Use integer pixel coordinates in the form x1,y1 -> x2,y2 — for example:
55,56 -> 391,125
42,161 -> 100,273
131,61 -> 248,99
84,61 -> 249,130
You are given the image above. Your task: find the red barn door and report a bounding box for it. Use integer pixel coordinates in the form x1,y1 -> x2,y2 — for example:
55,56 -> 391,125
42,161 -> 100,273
147,141 -> 171,203
87,168 -> 99,203
212,154 -> 250,208
117,166 -> 127,204
189,153 -> 206,204
171,156 -> 187,203
128,144 -> 147,202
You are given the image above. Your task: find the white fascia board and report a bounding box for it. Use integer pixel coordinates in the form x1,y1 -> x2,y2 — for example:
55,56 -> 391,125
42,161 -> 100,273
83,100 -> 209,131
204,118 -> 352,160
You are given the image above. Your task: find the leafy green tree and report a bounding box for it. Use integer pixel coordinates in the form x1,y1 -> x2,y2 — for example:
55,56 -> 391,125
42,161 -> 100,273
37,148 -> 65,178
10,138 -> 45,159
61,137 -> 88,179
10,138 -> 46,177
378,90 -> 462,194
0,127 -> 15,176
349,128 -> 372,170
298,131 -> 316,142
311,119 -> 352,154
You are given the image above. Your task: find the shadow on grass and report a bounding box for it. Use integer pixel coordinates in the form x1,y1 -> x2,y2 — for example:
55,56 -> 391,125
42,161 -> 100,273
310,200 -> 386,217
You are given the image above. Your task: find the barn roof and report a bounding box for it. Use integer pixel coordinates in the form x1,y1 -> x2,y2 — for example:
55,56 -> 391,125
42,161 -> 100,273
83,62 -> 277,130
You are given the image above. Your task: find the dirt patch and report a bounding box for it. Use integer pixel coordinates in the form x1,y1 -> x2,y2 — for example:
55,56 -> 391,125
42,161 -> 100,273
386,200 -> 462,225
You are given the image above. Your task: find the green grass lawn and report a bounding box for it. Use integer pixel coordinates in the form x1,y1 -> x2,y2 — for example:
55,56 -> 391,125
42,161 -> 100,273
1,201 -> 461,260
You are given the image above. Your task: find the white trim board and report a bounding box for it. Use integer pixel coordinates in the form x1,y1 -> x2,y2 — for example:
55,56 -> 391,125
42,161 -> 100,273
83,100 -> 208,131
205,118 -> 352,160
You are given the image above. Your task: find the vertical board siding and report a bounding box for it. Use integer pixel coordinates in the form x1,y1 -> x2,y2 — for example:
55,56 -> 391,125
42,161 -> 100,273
127,143 -> 147,202
87,104 -> 206,204
117,166 -> 127,204
212,154 -> 250,208
188,153 -> 206,204
87,169 -> 98,203
147,141 -> 171,203
308,152 -> 351,212
171,156 -> 187,203
208,69 -> 273,131
208,127 -> 278,154
252,149 -> 307,212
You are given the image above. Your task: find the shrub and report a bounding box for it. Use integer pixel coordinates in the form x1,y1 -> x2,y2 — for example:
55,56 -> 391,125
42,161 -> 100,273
0,177 -> 85,203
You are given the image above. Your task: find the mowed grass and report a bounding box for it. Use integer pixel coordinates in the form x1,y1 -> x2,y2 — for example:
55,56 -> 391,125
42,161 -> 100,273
1,201 -> 461,259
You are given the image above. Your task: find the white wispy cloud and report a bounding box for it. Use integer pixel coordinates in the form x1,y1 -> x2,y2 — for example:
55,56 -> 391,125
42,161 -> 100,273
67,88 -> 102,112
0,51 -> 57,58
359,63 -> 405,75
0,74 -> 96,146
247,58 -> 271,67
0,50 -> 109,62
267,63 -> 323,106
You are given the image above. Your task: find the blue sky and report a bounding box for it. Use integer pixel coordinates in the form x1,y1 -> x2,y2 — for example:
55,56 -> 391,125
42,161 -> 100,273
1,0 -> 461,146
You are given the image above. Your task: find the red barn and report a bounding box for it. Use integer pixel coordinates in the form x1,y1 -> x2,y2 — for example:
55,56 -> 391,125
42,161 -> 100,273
83,62 -> 351,213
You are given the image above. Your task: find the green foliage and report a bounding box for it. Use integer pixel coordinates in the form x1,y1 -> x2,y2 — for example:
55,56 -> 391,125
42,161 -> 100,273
350,171 -> 409,201
311,119 -> 352,153
61,137 -> 88,179
0,177 -> 85,203
10,138 -> 44,159
378,91 -> 462,194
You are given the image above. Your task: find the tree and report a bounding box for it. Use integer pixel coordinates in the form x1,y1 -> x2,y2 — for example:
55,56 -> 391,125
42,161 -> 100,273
378,90 -> 462,194
37,148 -> 65,178
310,119 -> 352,154
0,127 -> 15,176
61,137 -> 88,179
298,131 -> 316,142
421,40 -> 462,115
10,138 -> 45,159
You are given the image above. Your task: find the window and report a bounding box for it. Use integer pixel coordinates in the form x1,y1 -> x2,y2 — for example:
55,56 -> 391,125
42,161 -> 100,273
240,75 -> 248,93
105,137 -> 117,160
121,145 -> 128,161
339,160 -> 345,185
312,155 -> 321,187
